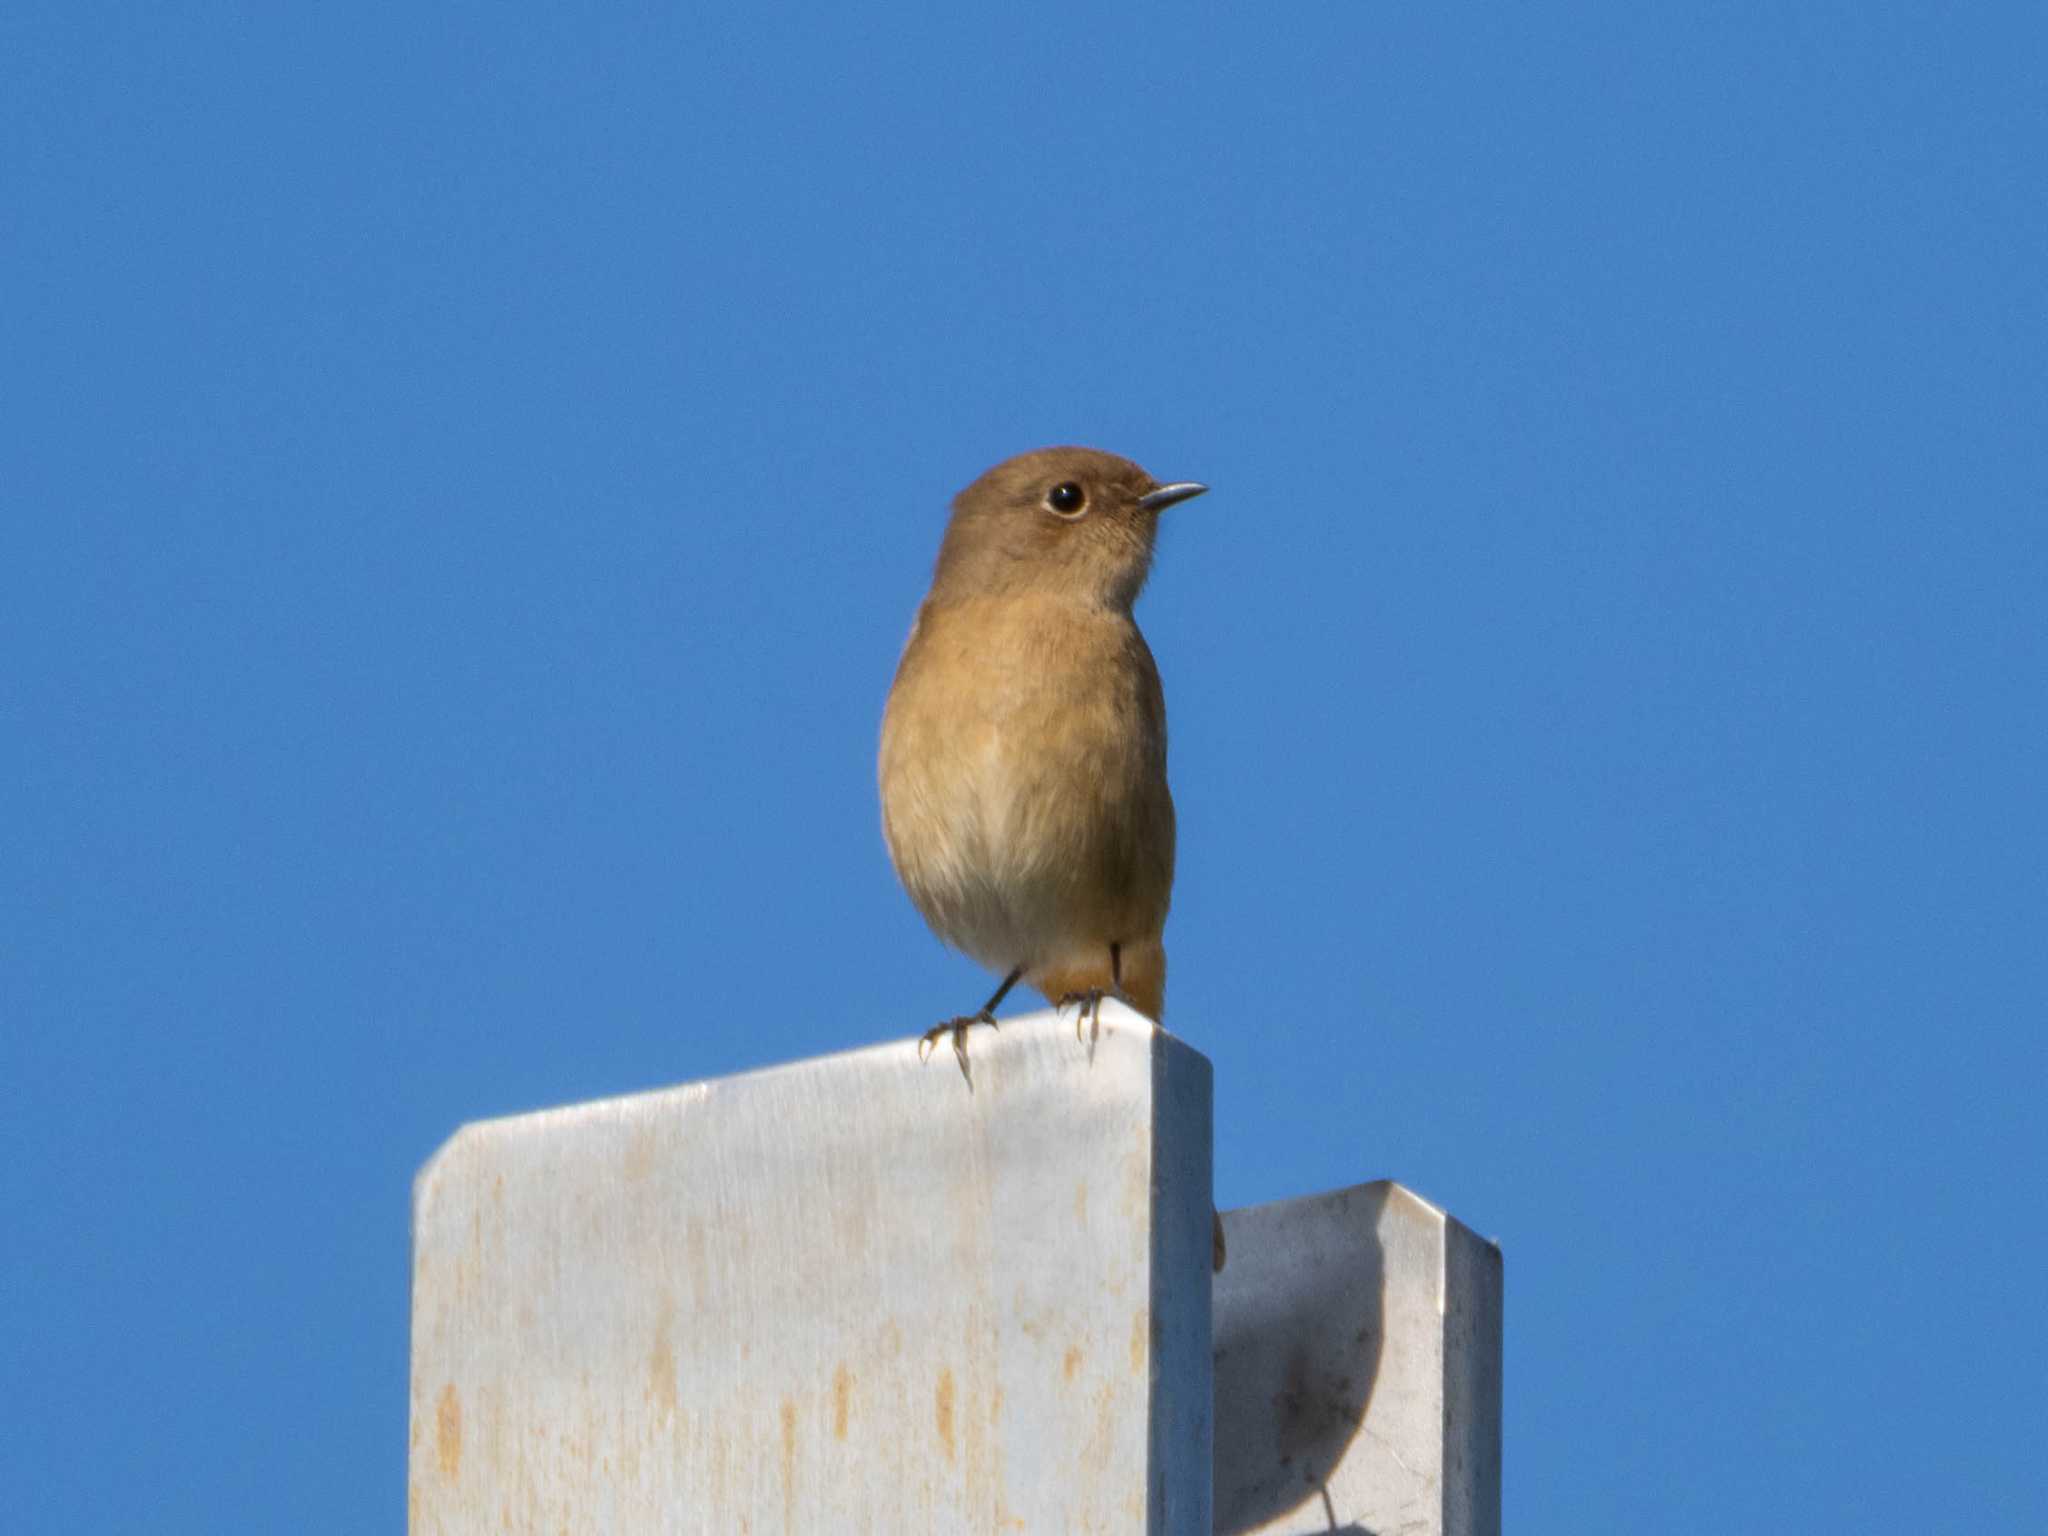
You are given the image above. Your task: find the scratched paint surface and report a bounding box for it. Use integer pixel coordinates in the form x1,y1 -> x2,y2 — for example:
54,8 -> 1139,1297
408,1005 -> 1213,1533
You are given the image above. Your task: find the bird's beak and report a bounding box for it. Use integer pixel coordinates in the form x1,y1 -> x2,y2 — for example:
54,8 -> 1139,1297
1138,481 -> 1208,513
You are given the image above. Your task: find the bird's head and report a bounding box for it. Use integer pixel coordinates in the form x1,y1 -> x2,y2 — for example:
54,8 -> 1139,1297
928,446 -> 1207,610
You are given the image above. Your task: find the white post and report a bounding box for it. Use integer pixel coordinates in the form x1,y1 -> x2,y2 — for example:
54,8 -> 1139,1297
407,1009 -> 1503,1534
408,1003 -> 1214,1533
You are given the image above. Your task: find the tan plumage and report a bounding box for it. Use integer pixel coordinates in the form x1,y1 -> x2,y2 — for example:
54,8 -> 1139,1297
879,447 -> 1202,1050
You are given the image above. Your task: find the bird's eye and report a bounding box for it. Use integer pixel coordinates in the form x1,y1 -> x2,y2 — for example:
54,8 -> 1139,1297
1046,482 -> 1087,516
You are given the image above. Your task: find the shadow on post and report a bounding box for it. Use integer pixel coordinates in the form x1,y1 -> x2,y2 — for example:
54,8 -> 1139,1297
1211,1183 -> 1389,1534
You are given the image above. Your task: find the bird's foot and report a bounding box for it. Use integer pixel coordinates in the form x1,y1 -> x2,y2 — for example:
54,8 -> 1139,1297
1057,988 -> 1107,1045
918,1009 -> 999,1082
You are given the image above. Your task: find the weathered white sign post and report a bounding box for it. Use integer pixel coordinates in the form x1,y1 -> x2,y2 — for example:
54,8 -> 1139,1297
408,1004 -> 1501,1533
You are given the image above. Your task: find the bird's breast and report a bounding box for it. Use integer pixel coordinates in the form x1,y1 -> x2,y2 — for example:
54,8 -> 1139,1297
878,595 -> 1174,969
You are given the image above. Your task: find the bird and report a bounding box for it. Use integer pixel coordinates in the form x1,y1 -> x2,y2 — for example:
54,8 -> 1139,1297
878,446 -> 1206,1074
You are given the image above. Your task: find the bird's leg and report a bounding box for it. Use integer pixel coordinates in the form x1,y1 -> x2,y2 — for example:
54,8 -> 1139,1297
919,966 -> 1024,1081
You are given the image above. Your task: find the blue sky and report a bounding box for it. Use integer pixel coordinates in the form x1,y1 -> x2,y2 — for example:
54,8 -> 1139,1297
4,3 -> 2044,1529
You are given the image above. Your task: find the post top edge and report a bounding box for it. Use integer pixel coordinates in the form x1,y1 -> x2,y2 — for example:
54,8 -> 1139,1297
411,1003 -> 1210,1186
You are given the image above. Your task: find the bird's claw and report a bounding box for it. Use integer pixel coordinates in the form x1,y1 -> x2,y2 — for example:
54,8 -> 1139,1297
1057,988 -> 1107,1045
918,1010 -> 998,1081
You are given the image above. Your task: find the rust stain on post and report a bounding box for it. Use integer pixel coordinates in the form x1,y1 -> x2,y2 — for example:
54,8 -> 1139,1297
434,1383 -> 463,1479
831,1365 -> 852,1440
649,1293 -> 678,1415
935,1368 -> 957,1461
622,1125 -> 658,1182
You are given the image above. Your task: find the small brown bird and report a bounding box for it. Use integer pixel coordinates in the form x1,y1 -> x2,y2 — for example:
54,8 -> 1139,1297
879,446 -> 1206,1069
